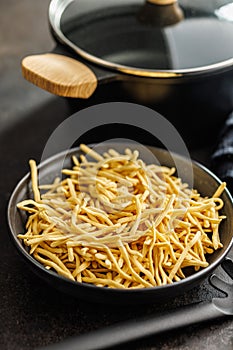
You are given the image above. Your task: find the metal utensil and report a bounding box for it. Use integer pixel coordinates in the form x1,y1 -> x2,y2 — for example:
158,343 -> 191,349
38,258 -> 233,350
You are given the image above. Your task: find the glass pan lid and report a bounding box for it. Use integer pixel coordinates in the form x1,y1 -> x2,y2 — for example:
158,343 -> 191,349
49,0 -> 233,76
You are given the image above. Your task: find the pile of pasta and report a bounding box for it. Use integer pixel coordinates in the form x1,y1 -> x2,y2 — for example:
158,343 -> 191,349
17,144 -> 226,289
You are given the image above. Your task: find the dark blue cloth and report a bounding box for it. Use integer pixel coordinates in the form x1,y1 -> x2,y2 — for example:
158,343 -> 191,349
211,112 -> 233,195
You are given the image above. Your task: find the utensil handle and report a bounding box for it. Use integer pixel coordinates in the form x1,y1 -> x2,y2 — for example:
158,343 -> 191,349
39,302 -> 224,350
22,53 -> 98,99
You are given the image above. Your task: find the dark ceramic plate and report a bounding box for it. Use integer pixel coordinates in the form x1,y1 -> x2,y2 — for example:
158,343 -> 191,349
7,144 -> 233,304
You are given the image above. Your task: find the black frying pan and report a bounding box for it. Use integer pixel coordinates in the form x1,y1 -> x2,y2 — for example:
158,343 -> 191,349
7,143 -> 233,304
21,0 -> 233,147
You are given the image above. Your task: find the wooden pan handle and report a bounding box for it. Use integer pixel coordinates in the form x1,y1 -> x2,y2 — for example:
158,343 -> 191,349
21,53 -> 98,99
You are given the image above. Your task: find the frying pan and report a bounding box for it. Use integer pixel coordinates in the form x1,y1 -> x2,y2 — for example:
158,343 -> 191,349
21,0 -> 233,146
7,143 -> 233,304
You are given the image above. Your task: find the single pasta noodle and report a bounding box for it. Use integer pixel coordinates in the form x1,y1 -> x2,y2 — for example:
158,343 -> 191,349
17,144 -> 226,288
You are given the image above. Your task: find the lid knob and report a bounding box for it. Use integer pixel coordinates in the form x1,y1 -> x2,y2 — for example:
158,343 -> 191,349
147,0 -> 177,5
138,0 -> 184,27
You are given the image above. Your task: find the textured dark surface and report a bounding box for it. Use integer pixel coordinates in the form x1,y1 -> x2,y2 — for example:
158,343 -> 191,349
0,1 -> 233,350
212,112 -> 233,194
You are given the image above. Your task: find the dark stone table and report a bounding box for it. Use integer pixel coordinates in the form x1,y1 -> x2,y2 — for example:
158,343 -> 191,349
0,1 -> 232,349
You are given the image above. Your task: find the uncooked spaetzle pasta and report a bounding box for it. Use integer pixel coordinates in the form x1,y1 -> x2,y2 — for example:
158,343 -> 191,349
17,144 -> 226,288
